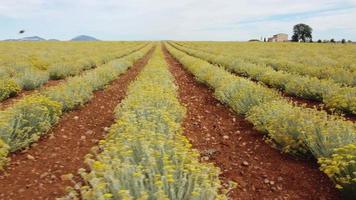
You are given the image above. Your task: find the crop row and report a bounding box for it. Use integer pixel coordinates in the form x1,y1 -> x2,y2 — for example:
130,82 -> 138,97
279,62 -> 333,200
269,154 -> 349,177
59,47 -> 227,200
171,42 -> 356,115
166,43 -> 356,197
177,41 -> 356,86
0,44 -> 152,171
0,42 -> 147,102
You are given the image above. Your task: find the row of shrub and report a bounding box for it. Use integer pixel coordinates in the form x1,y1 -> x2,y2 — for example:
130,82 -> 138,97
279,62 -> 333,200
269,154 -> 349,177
59,47 -> 227,200
47,43 -> 147,80
172,42 -> 356,115
0,45 -> 152,170
0,43 -> 147,102
166,43 -> 356,198
176,41 -> 356,86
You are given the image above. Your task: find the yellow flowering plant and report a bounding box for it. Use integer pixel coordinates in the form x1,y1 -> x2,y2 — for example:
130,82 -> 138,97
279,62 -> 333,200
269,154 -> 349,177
0,44 -> 152,171
166,43 -> 356,195
61,47 -> 227,200
171,42 -> 356,114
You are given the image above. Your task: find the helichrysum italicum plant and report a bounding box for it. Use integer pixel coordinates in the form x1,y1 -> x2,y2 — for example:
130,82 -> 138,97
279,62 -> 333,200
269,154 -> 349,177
0,79 -> 21,101
0,44 -> 151,170
319,143 -> 356,198
14,67 -> 50,90
0,95 -> 62,152
171,43 -> 355,114
61,47 -> 227,200
0,138 -> 9,171
166,43 -> 356,195
173,42 -> 356,87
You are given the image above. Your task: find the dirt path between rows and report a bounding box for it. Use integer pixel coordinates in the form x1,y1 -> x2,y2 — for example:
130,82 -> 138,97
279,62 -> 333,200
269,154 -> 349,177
163,45 -> 340,200
0,48 -> 154,200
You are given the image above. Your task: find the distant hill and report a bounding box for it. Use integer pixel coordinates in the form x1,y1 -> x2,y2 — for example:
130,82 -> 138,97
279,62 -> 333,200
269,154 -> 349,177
19,36 -> 45,41
3,35 -> 99,42
70,35 -> 99,41
48,39 -> 60,41
3,36 -> 46,41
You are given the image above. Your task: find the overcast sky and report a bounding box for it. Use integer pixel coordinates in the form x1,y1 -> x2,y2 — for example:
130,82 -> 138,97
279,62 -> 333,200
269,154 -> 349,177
0,0 -> 355,41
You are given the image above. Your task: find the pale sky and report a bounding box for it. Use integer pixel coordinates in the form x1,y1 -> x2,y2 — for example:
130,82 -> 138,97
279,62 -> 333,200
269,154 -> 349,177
0,0 -> 355,41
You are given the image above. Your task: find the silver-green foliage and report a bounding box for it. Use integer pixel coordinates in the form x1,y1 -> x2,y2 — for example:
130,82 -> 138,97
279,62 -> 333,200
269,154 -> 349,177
166,43 -> 356,194
70,48 -> 227,200
172,43 -> 356,114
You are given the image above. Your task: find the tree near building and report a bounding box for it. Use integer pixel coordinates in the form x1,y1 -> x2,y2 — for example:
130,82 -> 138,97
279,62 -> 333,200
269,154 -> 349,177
291,23 -> 313,42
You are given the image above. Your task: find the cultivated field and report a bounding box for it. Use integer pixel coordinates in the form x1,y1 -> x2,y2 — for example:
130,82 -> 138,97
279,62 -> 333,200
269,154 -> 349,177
0,41 -> 355,200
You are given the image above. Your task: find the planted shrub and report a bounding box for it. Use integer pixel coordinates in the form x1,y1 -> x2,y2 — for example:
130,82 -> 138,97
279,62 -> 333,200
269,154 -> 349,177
48,63 -> 80,80
0,139 -> 9,171
166,43 -> 356,195
61,48 -> 227,200
15,68 -> 50,90
0,79 -> 21,101
42,77 -> 94,111
319,143 -> 356,199
0,95 -> 62,152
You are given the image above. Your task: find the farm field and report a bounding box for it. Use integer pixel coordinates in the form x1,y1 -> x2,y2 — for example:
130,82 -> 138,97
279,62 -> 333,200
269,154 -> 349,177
0,41 -> 355,200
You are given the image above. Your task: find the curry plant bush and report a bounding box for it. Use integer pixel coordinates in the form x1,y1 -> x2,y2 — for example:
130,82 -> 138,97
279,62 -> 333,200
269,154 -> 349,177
319,143 -> 356,198
60,48 -> 227,200
0,79 -> 21,101
0,139 -> 9,171
171,43 -> 356,114
0,95 -> 62,152
0,45 -> 151,170
166,43 -> 356,195
14,67 -> 50,90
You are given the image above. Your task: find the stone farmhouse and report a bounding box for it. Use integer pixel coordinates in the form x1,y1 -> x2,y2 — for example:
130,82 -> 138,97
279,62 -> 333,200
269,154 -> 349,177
268,33 -> 288,42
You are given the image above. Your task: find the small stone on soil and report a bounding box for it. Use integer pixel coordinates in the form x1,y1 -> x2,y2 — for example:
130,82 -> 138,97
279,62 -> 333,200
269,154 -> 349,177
26,155 -> 35,160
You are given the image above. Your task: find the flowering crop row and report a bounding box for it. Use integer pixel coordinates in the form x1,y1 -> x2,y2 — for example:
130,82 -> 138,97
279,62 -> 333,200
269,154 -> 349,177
166,43 -> 356,197
0,44 -> 152,170
171,42 -> 356,115
0,42 -> 147,102
176,41 -> 356,86
59,48 -> 227,200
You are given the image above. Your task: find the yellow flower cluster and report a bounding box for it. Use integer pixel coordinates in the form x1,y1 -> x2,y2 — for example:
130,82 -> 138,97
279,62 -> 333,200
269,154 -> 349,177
0,79 -> 21,101
171,42 -> 356,114
66,47 -> 227,200
0,95 -> 62,152
166,43 -> 356,195
0,45 -> 152,171
319,143 -> 356,198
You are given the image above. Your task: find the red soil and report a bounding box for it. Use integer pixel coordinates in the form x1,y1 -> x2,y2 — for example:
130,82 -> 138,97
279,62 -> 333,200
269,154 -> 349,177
163,45 -> 340,200
0,48 -> 153,200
